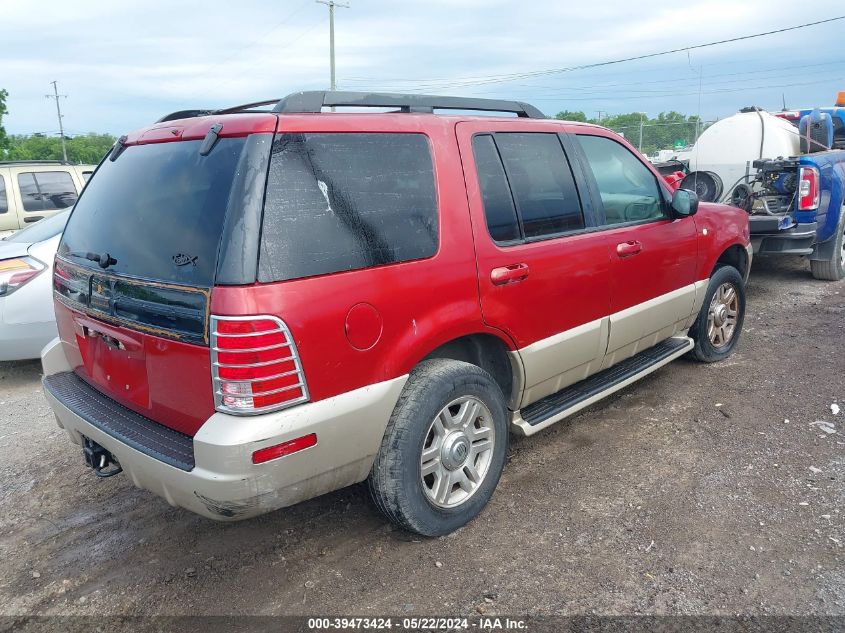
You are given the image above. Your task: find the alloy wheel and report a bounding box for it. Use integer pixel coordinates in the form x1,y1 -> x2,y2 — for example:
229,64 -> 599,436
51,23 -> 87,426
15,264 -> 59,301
707,282 -> 740,348
420,396 -> 495,509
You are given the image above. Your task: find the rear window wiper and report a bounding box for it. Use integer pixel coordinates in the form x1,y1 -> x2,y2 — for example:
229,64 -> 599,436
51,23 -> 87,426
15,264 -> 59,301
64,250 -> 118,270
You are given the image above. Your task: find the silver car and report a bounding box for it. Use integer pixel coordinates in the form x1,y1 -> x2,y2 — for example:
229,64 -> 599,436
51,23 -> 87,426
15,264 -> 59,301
0,210 -> 69,361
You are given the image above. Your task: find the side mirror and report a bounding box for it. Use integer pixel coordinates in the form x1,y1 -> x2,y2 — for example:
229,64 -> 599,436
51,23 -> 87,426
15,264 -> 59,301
671,188 -> 699,218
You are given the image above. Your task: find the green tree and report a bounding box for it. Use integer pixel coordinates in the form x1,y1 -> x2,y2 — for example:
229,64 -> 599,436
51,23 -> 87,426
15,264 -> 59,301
0,89 -> 9,156
554,108 -> 709,155
554,110 -> 588,122
7,132 -> 116,164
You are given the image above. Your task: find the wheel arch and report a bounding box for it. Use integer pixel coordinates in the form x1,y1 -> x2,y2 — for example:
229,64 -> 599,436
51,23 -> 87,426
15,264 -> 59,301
420,333 -> 522,410
714,243 -> 750,281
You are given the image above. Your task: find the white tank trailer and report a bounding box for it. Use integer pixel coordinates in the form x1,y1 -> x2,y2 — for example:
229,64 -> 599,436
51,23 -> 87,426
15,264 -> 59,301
681,110 -> 800,202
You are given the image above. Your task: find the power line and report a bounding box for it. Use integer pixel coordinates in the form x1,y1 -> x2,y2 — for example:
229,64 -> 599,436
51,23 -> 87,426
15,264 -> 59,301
186,15 -> 328,104
491,59 -> 845,96
191,1 -> 311,82
340,15 -> 845,90
527,75 -> 845,102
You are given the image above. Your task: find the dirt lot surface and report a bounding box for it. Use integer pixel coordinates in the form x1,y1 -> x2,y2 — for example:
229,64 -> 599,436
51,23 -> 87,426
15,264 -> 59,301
0,258 -> 843,619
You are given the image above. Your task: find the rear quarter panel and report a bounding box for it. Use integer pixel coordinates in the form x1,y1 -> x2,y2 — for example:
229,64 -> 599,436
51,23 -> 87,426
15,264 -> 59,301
210,116 -> 511,403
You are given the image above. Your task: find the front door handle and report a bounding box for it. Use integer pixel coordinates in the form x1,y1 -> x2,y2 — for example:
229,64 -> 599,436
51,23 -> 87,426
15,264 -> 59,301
616,240 -> 643,258
24,216 -> 44,223
491,263 -> 530,285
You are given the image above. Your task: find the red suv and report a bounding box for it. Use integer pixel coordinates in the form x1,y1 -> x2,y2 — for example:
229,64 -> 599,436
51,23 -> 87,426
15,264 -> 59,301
42,92 -> 752,536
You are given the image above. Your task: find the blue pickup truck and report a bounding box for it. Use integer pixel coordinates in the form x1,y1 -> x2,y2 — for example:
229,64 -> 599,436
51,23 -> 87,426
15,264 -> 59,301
736,98 -> 845,280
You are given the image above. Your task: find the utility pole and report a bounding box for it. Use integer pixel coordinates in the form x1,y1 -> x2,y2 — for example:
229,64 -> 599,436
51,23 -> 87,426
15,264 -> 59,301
45,81 -> 68,162
595,110 -> 606,123
638,112 -> 645,152
316,0 -> 349,93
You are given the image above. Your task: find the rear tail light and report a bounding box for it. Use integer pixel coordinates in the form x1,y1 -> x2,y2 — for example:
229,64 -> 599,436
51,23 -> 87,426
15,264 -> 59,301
210,315 -> 309,415
798,166 -> 820,211
0,256 -> 45,297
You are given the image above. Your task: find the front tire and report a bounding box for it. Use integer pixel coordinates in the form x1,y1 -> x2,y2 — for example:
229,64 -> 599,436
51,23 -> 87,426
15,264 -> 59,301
367,359 -> 509,536
690,266 -> 746,362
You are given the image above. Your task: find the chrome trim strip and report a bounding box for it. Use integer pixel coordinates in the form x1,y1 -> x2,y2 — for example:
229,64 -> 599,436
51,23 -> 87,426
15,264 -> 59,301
212,368 -> 301,384
212,356 -> 296,369
210,314 -> 310,416
212,328 -> 285,338
211,341 -> 291,353
215,383 -> 304,398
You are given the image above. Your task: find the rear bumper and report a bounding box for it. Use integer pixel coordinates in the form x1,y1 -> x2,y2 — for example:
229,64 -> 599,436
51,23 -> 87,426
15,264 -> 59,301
41,338 -> 406,520
749,218 -> 817,256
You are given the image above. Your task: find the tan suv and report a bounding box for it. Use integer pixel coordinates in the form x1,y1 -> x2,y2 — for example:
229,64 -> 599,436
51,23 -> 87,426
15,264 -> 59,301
0,161 -> 94,237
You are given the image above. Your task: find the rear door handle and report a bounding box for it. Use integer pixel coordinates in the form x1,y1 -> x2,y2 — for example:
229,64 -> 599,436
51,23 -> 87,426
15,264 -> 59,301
490,263 -> 530,285
616,240 -> 643,258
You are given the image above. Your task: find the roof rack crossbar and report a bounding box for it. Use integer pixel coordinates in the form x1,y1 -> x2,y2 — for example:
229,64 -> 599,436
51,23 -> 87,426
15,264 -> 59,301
273,91 -> 546,118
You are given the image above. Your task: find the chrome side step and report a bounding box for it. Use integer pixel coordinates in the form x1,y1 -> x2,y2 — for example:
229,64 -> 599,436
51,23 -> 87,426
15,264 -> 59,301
511,336 -> 694,436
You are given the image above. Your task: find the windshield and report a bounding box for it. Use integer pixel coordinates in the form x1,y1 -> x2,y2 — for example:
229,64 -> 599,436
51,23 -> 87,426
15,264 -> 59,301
5,210 -> 70,243
58,137 -> 247,286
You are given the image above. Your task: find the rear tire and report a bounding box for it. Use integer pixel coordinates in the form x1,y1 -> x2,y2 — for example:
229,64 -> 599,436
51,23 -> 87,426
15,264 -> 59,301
810,210 -> 845,281
367,359 -> 509,536
689,266 -> 746,363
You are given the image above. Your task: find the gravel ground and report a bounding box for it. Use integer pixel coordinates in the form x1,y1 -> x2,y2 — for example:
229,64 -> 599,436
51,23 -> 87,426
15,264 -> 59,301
0,257 -> 842,618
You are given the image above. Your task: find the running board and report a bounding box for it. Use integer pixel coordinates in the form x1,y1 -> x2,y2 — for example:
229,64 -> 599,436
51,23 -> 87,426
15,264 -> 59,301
512,336 -> 694,436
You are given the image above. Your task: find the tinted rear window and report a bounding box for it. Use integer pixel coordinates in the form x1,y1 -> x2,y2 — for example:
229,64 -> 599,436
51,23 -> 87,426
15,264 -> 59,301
258,133 -> 438,283
495,133 -> 584,238
0,176 -> 7,214
472,134 -> 520,243
59,138 -> 247,287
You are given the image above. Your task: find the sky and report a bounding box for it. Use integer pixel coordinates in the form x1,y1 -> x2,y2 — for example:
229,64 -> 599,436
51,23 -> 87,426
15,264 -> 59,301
1,0 -> 844,137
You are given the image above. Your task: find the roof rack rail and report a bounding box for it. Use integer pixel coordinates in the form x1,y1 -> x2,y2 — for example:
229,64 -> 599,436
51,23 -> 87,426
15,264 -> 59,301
274,91 -> 546,118
156,109 -> 215,123
0,160 -> 73,166
155,91 -> 546,123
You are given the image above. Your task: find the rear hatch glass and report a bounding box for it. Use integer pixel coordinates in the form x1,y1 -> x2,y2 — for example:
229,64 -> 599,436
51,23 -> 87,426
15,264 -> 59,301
59,137 -> 247,286
54,136 -> 252,435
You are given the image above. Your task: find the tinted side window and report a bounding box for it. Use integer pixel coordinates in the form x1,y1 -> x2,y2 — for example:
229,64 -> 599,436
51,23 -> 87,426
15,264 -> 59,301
0,176 -> 7,214
17,171 -> 78,212
495,133 -> 584,239
576,135 -> 664,225
472,134 -> 520,243
259,133 -> 438,283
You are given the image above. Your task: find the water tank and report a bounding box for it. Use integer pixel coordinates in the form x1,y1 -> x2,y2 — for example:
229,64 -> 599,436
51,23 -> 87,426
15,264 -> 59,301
687,111 -> 800,201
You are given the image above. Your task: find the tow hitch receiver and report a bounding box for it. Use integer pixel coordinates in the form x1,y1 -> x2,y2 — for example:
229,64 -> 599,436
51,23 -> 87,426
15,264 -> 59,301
82,436 -> 123,478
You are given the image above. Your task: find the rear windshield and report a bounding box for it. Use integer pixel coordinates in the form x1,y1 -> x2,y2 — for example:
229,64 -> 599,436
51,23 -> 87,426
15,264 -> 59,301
58,138 -> 247,286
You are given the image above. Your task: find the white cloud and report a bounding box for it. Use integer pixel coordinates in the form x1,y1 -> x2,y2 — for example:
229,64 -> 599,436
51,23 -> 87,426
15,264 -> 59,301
1,0 -> 842,134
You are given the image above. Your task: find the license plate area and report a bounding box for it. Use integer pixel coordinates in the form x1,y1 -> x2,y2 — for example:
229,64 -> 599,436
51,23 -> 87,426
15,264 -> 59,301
74,316 -> 151,410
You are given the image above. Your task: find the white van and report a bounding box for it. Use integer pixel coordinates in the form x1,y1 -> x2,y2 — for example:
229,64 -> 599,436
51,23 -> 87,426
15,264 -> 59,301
0,161 -> 95,237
